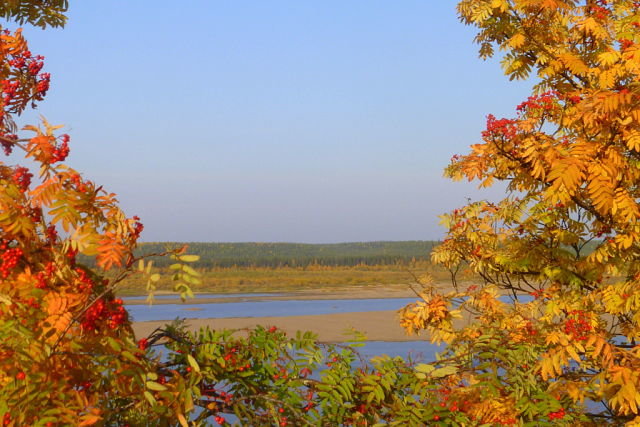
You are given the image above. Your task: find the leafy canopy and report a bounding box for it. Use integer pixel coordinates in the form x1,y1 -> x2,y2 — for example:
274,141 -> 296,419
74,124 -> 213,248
398,0 -> 640,425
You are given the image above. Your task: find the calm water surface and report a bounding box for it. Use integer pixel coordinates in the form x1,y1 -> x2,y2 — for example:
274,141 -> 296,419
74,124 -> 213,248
126,297 -> 417,322
123,292 -> 284,301
127,293 -> 437,359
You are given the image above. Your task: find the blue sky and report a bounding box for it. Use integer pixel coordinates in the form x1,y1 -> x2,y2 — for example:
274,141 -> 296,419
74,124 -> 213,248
16,1 -> 532,242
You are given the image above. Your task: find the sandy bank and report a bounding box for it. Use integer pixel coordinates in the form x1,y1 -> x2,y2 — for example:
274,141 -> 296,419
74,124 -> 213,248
132,310 -> 426,342
124,284 -> 452,306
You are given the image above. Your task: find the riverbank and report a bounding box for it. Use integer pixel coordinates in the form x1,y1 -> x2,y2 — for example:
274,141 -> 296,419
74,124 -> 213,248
129,284 -> 464,342
124,283 -> 456,305
132,310 -> 420,342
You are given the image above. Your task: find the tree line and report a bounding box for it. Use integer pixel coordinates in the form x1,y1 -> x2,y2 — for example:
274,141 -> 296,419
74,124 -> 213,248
125,240 -> 439,268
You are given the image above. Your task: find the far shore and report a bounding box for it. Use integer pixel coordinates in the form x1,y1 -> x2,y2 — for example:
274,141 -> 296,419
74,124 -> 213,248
123,283 -> 461,305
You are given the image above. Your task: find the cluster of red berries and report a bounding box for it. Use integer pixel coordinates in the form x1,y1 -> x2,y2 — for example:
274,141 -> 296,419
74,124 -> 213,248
51,139 -> 69,163
214,415 -> 226,425
28,206 -> 42,224
12,166 -> 32,191
7,50 -> 45,74
0,244 -> 23,278
299,367 -> 312,378
137,338 -> 149,351
74,267 -> 94,292
70,173 -> 87,193
221,346 -> 250,371
620,39 -> 635,50
215,390 -> 234,405
34,262 -> 57,289
35,271 -> 47,289
588,4 -> 610,20
27,59 -> 44,76
567,94 -> 582,104
563,310 -> 592,341
35,72 -> 50,97
272,367 -> 289,379
482,114 -> 518,140
452,219 -> 468,229
522,321 -> 538,337
529,289 -> 544,299
0,32 -> 50,117
24,297 -> 40,310
45,224 -> 58,243
1,79 -> 20,104
81,298 -> 127,331
0,132 -> 17,155
436,388 -> 473,413
516,91 -> 558,114
299,390 -> 315,412
548,407 -> 566,420
325,355 -> 339,368
66,247 -> 78,267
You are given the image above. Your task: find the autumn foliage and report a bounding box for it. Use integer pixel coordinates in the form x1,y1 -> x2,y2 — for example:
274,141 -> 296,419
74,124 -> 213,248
398,0 -> 640,425
6,0 -> 640,426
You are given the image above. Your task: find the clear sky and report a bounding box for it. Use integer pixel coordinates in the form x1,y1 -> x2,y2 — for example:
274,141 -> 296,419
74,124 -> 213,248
16,1 -> 532,243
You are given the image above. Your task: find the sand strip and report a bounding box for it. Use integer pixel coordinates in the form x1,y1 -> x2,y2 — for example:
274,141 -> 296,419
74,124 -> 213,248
123,285 -> 439,306
132,310 -> 423,342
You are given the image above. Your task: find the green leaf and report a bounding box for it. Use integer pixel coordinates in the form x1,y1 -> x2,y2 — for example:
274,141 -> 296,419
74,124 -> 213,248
415,363 -> 435,374
187,354 -> 200,373
144,391 -> 157,406
431,365 -> 458,378
181,264 -> 201,277
146,381 -> 167,391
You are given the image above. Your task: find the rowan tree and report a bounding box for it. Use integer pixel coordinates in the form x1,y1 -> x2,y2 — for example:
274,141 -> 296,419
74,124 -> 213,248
399,1 -> 640,425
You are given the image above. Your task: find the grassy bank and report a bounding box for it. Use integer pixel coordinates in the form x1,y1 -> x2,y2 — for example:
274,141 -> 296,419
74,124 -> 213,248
114,261 -> 455,296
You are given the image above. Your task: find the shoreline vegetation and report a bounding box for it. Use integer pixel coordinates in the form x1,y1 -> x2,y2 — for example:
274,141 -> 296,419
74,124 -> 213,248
112,241 -> 461,296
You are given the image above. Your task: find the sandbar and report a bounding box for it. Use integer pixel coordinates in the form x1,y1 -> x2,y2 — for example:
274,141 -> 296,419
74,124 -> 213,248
132,310 -> 425,342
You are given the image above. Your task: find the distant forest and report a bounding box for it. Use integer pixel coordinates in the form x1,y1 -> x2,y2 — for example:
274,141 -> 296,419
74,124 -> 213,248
126,241 -> 440,269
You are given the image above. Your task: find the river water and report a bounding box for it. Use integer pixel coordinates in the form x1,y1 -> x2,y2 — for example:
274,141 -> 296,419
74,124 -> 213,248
125,293 -> 440,359
125,296 -> 418,322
